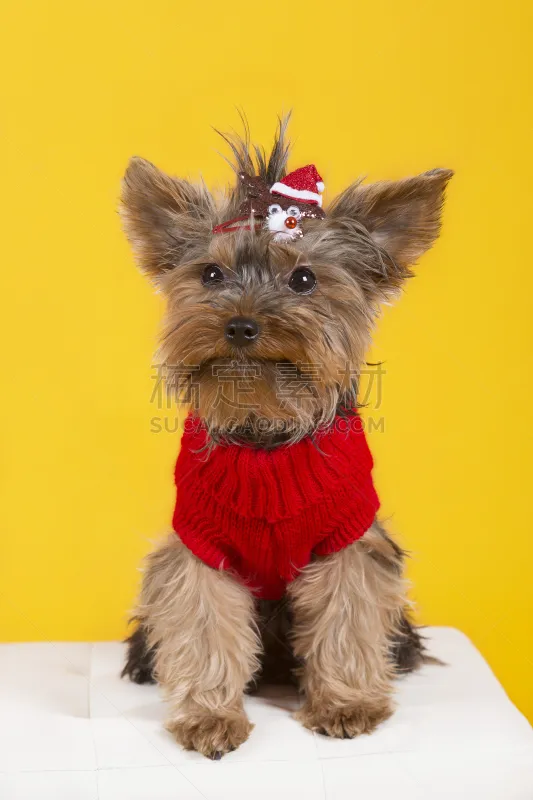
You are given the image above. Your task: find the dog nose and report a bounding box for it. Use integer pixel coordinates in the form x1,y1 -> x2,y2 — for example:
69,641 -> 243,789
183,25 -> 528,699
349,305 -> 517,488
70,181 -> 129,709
224,316 -> 260,347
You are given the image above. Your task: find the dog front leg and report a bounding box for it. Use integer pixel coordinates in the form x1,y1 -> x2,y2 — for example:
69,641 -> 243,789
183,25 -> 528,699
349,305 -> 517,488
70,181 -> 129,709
138,535 -> 260,758
289,524 -> 406,738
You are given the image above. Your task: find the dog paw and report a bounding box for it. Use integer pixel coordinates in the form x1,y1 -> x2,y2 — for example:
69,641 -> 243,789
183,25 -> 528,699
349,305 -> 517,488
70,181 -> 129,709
166,711 -> 253,758
296,701 -> 393,738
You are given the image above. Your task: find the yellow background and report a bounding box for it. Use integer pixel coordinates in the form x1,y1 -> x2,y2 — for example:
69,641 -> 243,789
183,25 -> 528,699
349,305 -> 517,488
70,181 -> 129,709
1,0 -> 532,721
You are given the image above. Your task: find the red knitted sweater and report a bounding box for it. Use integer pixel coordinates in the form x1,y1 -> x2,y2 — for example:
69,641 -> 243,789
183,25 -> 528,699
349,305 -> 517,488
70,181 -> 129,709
172,413 -> 380,600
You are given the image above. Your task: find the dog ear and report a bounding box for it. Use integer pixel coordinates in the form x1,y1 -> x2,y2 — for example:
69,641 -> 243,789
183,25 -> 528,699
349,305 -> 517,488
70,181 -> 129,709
120,157 -> 214,280
328,168 -> 453,271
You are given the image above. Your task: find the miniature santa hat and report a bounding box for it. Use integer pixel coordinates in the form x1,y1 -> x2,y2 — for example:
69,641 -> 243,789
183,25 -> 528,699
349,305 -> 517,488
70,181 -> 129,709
270,165 -> 325,207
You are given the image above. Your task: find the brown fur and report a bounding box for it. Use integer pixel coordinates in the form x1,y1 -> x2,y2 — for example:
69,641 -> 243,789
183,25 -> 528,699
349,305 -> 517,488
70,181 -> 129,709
137,534 -> 260,758
124,532 -> 428,692
120,117 -> 452,756
288,522 -> 406,737
120,120 -> 452,445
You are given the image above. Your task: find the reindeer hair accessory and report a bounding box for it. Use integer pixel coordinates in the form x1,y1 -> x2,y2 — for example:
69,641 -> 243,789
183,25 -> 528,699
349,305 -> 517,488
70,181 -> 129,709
212,164 -> 325,240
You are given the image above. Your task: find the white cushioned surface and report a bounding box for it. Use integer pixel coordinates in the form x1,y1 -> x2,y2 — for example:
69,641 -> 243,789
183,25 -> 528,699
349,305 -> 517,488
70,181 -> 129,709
0,628 -> 532,799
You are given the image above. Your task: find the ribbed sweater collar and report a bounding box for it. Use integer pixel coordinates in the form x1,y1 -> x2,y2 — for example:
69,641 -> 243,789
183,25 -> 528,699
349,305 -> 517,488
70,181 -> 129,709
177,413 -> 374,524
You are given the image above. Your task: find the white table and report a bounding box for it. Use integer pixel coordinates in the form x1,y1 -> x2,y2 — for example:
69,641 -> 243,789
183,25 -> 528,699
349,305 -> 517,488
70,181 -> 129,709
1,628 -> 532,799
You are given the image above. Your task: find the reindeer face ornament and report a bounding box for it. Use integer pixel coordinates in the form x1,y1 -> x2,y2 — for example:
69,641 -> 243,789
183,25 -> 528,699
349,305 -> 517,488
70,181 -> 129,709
212,165 -> 326,239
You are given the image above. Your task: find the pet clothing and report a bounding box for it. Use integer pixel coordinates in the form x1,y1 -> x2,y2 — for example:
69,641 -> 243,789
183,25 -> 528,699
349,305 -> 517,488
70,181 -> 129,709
172,413 -> 380,600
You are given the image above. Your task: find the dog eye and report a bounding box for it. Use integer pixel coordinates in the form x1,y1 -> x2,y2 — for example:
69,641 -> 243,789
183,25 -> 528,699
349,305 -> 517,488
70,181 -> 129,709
287,205 -> 301,219
202,264 -> 224,286
288,267 -> 317,295
268,203 -> 282,214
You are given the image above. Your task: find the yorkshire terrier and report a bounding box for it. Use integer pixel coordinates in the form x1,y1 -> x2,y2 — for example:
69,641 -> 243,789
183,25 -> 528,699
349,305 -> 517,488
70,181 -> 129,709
120,117 -> 452,759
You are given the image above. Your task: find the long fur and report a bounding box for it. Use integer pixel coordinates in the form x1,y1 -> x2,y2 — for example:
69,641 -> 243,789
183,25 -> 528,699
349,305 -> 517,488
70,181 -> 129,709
120,117 -> 452,757
288,523 -> 406,736
137,534 -> 260,758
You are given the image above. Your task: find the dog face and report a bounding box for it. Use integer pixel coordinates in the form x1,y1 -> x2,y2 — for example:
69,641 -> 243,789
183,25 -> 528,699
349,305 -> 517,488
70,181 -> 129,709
121,122 -> 452,443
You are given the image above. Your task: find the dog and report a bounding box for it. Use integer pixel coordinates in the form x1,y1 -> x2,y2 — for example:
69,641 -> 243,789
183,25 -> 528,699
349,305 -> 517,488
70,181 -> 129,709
119,117 -> 452,758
